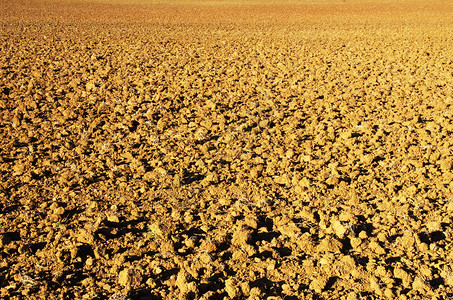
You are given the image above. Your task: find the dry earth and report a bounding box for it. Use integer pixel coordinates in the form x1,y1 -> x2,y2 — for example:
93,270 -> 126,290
1,0 -> 453,299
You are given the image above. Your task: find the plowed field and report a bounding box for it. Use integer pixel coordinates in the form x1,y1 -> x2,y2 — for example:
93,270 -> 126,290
1,0 -> 453,299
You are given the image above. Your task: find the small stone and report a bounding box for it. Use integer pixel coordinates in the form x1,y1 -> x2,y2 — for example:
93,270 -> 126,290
317,236 -> 343,253
225,278 -> 240,298
420,265 -> 433,280
358,231 -> 368,239
369,276 -> 382,295
232,225 -> 251,246
85,257 -> 93,266
400,231 -> 415,249
107,213 -> 120,223
241,281 -> 250,295
205,99 -> 216,110
418,242 -> 429,252
347,292 -> 358,300
176,270 -> 188,294
377,232 -> 387,243
148,223 -> 164,238
309,276 -> 328,293
185,238 -> 195,248
249,287 -> 262,298
444,275 -> 453,286
394,267 -> 413,287
146,278 -> 156,288
86,82 -> 96,91
275,216 -> 301,238
299,177 -> 310,188
426,221 -> 442,232
412,276 -> 429,291
369,240 -> 386,255
202,172 -> 219,186
275,174 -> 291,185
187,281 -> 198,293
384,288 -> 395,298
332,220 -> 347,238
76,229 -> 95,244
54,206 -> 65,216
244,216 -> 258,229
118,269 -> 131,287
326,176 -> 339,185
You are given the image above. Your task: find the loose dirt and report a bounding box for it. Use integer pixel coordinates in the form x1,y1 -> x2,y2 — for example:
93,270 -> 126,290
1,0 -> 453,299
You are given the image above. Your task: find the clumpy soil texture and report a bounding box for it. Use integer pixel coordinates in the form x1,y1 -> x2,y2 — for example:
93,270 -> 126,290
1,0 -> 453,299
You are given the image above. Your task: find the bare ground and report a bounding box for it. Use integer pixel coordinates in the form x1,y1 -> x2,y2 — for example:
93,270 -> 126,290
1,1 -> 453,299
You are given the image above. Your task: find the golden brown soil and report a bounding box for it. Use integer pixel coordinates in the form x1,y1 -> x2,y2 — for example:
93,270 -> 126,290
1,0 -> 453,299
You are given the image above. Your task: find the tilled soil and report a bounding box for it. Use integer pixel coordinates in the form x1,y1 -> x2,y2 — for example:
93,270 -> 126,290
1,0 -> 453,299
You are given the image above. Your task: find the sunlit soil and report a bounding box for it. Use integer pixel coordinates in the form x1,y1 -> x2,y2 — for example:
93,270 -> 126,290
1,0 -> 453,299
